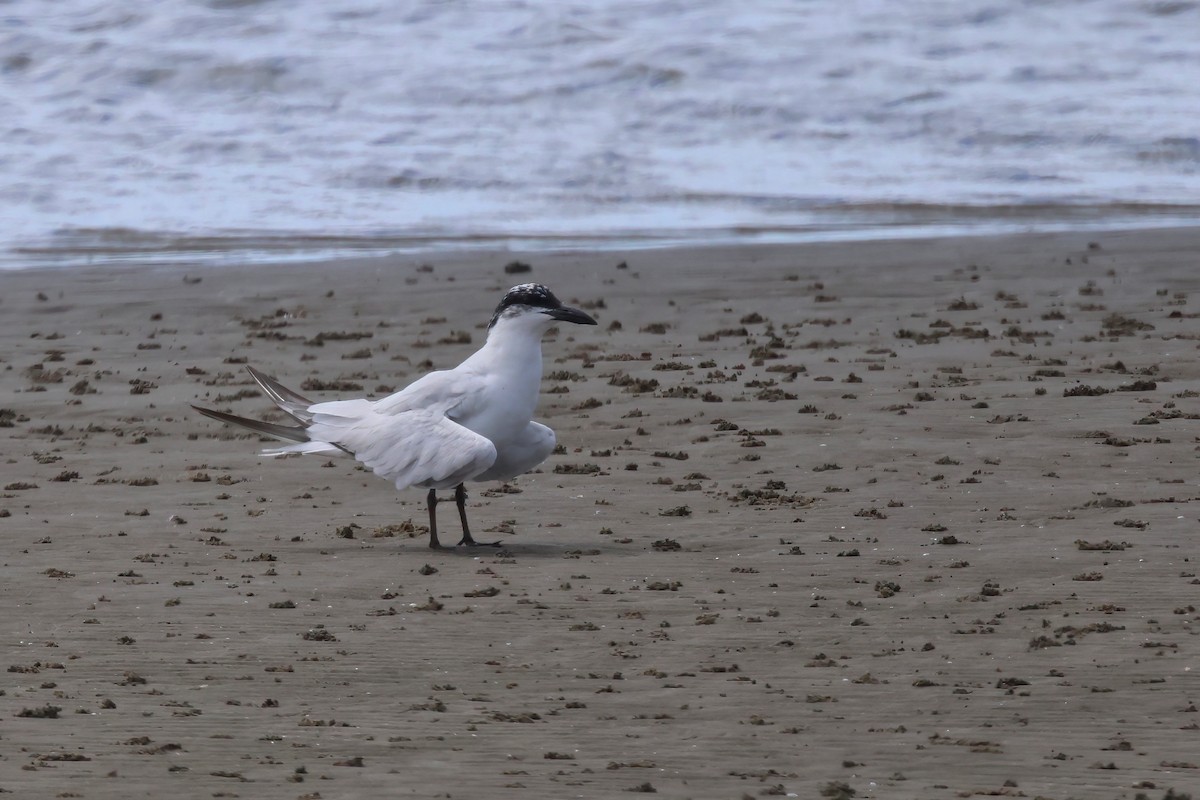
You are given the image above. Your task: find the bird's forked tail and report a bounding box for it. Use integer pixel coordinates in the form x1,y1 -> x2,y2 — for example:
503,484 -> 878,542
192,367 -> 345,457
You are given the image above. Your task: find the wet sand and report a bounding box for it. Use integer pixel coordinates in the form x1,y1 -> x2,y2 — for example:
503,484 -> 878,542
1,228 -> 1198,799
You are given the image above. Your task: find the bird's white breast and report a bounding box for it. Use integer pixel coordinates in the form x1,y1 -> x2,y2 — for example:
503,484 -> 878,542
451,341 -> 543,446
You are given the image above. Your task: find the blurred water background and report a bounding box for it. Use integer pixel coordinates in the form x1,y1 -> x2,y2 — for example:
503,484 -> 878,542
3,0 -> 1199,269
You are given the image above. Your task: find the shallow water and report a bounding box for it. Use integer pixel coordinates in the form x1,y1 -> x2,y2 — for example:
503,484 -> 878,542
4,0 -> 1199,267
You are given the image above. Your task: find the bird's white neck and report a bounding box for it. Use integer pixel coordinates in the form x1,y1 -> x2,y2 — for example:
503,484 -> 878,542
465,317 -> 548,379
450,318 -> 549,441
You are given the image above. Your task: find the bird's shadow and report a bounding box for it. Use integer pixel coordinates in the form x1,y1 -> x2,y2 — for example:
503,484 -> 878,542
423,541 -> 611,559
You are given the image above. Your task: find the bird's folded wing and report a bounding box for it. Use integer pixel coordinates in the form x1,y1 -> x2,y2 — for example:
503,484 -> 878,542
368,368 -> 487,416
308,407 -> 498,490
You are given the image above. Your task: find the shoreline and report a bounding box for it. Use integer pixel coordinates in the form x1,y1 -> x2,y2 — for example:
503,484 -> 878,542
2,226 -> 1198,798
7,215 -> 1200,273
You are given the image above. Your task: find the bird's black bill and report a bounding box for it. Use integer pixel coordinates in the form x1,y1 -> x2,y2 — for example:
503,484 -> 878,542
546,306 -> 597,325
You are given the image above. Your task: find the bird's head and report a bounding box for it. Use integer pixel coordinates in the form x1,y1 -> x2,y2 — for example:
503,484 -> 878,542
487,283 -> 597,333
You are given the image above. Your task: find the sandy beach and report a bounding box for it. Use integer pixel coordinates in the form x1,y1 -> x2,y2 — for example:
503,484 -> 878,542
1,227 -> 1198,799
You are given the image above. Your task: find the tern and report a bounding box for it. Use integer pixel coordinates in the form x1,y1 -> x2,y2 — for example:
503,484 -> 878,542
193,283 -> 597,549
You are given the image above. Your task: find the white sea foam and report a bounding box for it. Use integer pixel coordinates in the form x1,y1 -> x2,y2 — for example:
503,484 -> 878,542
3,0 -> 1199,267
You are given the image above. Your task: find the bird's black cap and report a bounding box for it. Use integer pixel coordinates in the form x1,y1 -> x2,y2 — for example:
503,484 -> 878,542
488,284 -> 597,329
498,283 -> 561,311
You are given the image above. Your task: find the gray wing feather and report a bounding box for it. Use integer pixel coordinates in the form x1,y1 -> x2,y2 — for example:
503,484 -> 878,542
246,366 -> 315,423
192,404 -> 309,443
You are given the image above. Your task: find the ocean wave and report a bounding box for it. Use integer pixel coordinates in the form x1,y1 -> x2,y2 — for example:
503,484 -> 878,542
3,0 -> 1199,266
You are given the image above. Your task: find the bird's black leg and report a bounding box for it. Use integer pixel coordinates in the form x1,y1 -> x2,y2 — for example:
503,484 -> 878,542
455,484 -> 501,547
426,488 -> 446,550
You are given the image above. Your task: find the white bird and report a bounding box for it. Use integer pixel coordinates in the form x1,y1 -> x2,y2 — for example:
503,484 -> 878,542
193,283 -> 597,549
